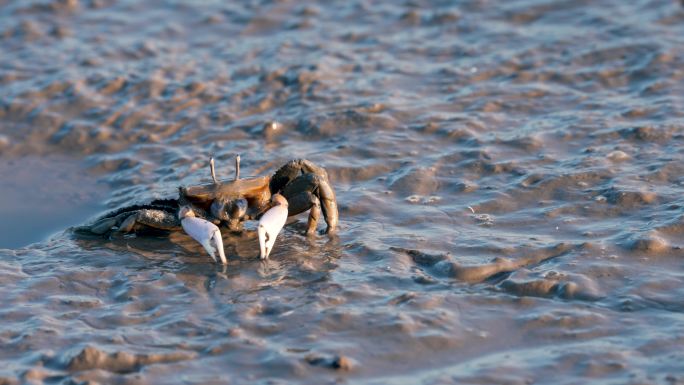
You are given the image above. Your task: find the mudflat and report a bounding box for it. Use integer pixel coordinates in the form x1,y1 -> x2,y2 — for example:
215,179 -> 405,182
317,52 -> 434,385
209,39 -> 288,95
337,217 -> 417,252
1,0 -> 683,384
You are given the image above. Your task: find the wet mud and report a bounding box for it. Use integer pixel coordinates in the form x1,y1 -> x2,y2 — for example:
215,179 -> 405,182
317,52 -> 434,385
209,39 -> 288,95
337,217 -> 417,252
1,0 -> 684,383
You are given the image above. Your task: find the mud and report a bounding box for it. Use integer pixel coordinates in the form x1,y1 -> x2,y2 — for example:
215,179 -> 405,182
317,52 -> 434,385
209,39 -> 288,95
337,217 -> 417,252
1,0 -> 684,384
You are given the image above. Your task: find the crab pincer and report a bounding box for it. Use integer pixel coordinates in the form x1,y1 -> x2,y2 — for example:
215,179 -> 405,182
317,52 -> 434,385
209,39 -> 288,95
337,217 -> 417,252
258,194 -> 289,259
179,206 -> 227,265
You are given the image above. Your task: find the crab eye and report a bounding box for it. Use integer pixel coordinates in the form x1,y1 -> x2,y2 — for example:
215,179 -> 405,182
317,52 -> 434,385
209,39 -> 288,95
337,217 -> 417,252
228,198 -> 248,219
210,199 -> 230,221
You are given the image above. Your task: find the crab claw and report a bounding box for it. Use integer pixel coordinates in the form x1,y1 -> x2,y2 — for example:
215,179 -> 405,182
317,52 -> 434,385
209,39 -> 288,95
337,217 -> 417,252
179,206 -> 227,265
258,194 -> 289,259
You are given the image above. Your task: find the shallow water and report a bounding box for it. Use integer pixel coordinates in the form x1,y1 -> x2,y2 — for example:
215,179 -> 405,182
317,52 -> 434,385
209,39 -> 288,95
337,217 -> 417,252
1,0 -> 684,383
0,156 -> 106,248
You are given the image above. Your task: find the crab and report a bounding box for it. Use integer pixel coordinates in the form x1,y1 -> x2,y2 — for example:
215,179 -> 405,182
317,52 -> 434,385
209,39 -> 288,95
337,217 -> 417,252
77,157 -> 338,263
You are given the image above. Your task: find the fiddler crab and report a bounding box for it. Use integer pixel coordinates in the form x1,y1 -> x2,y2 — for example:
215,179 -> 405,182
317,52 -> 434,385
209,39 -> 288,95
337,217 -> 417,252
76,156 -> 338,264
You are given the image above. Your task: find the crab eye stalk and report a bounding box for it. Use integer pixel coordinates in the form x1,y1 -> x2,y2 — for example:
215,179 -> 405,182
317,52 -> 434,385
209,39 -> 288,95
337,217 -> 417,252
235,154 -> 240,181
209,157 -> 218,184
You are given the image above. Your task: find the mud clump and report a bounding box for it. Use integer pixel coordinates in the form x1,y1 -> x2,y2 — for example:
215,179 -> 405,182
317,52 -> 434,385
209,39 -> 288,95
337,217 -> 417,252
623,232 -> 671,254
620,126 -> 674,142
389,166 -> 439,196
599,187 -> 657,207
297,110 -> 398,137
65,345 -> 197,373
499,270 -> 604,301
394,247 -> 448,267
0,376 -> 19,385
305,354 -> 354,371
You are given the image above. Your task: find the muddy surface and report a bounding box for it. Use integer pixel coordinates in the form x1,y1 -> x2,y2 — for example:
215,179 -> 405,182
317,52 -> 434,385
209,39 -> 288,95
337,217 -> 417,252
1,0 -> 684,384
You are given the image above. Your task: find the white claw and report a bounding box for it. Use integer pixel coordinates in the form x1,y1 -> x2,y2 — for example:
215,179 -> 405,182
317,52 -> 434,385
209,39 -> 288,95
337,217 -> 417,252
258,194 -> 289,259
180,207 -> 227,265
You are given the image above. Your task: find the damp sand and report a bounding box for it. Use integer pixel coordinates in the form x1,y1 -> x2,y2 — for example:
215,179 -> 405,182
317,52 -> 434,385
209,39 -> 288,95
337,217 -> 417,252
1,0 -> 684,384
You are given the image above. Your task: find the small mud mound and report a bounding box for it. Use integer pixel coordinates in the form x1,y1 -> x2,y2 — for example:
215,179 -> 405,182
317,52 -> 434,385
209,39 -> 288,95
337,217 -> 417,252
499,269 -> 604,301
64,345 -> 197,373
618,231 -> 674,255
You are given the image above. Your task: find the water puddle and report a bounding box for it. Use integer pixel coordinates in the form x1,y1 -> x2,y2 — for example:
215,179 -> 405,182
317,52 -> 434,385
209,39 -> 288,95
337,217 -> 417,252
0,156 -> 107,248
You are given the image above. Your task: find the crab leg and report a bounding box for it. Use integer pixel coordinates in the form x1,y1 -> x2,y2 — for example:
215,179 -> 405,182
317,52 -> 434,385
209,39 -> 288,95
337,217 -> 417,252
285,191 -> 320,235
278,170 -> 339,234
179,206 -> 227,265
269,159 -> 339,234
117,209 -> 181,233
257,194 -> 289,259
